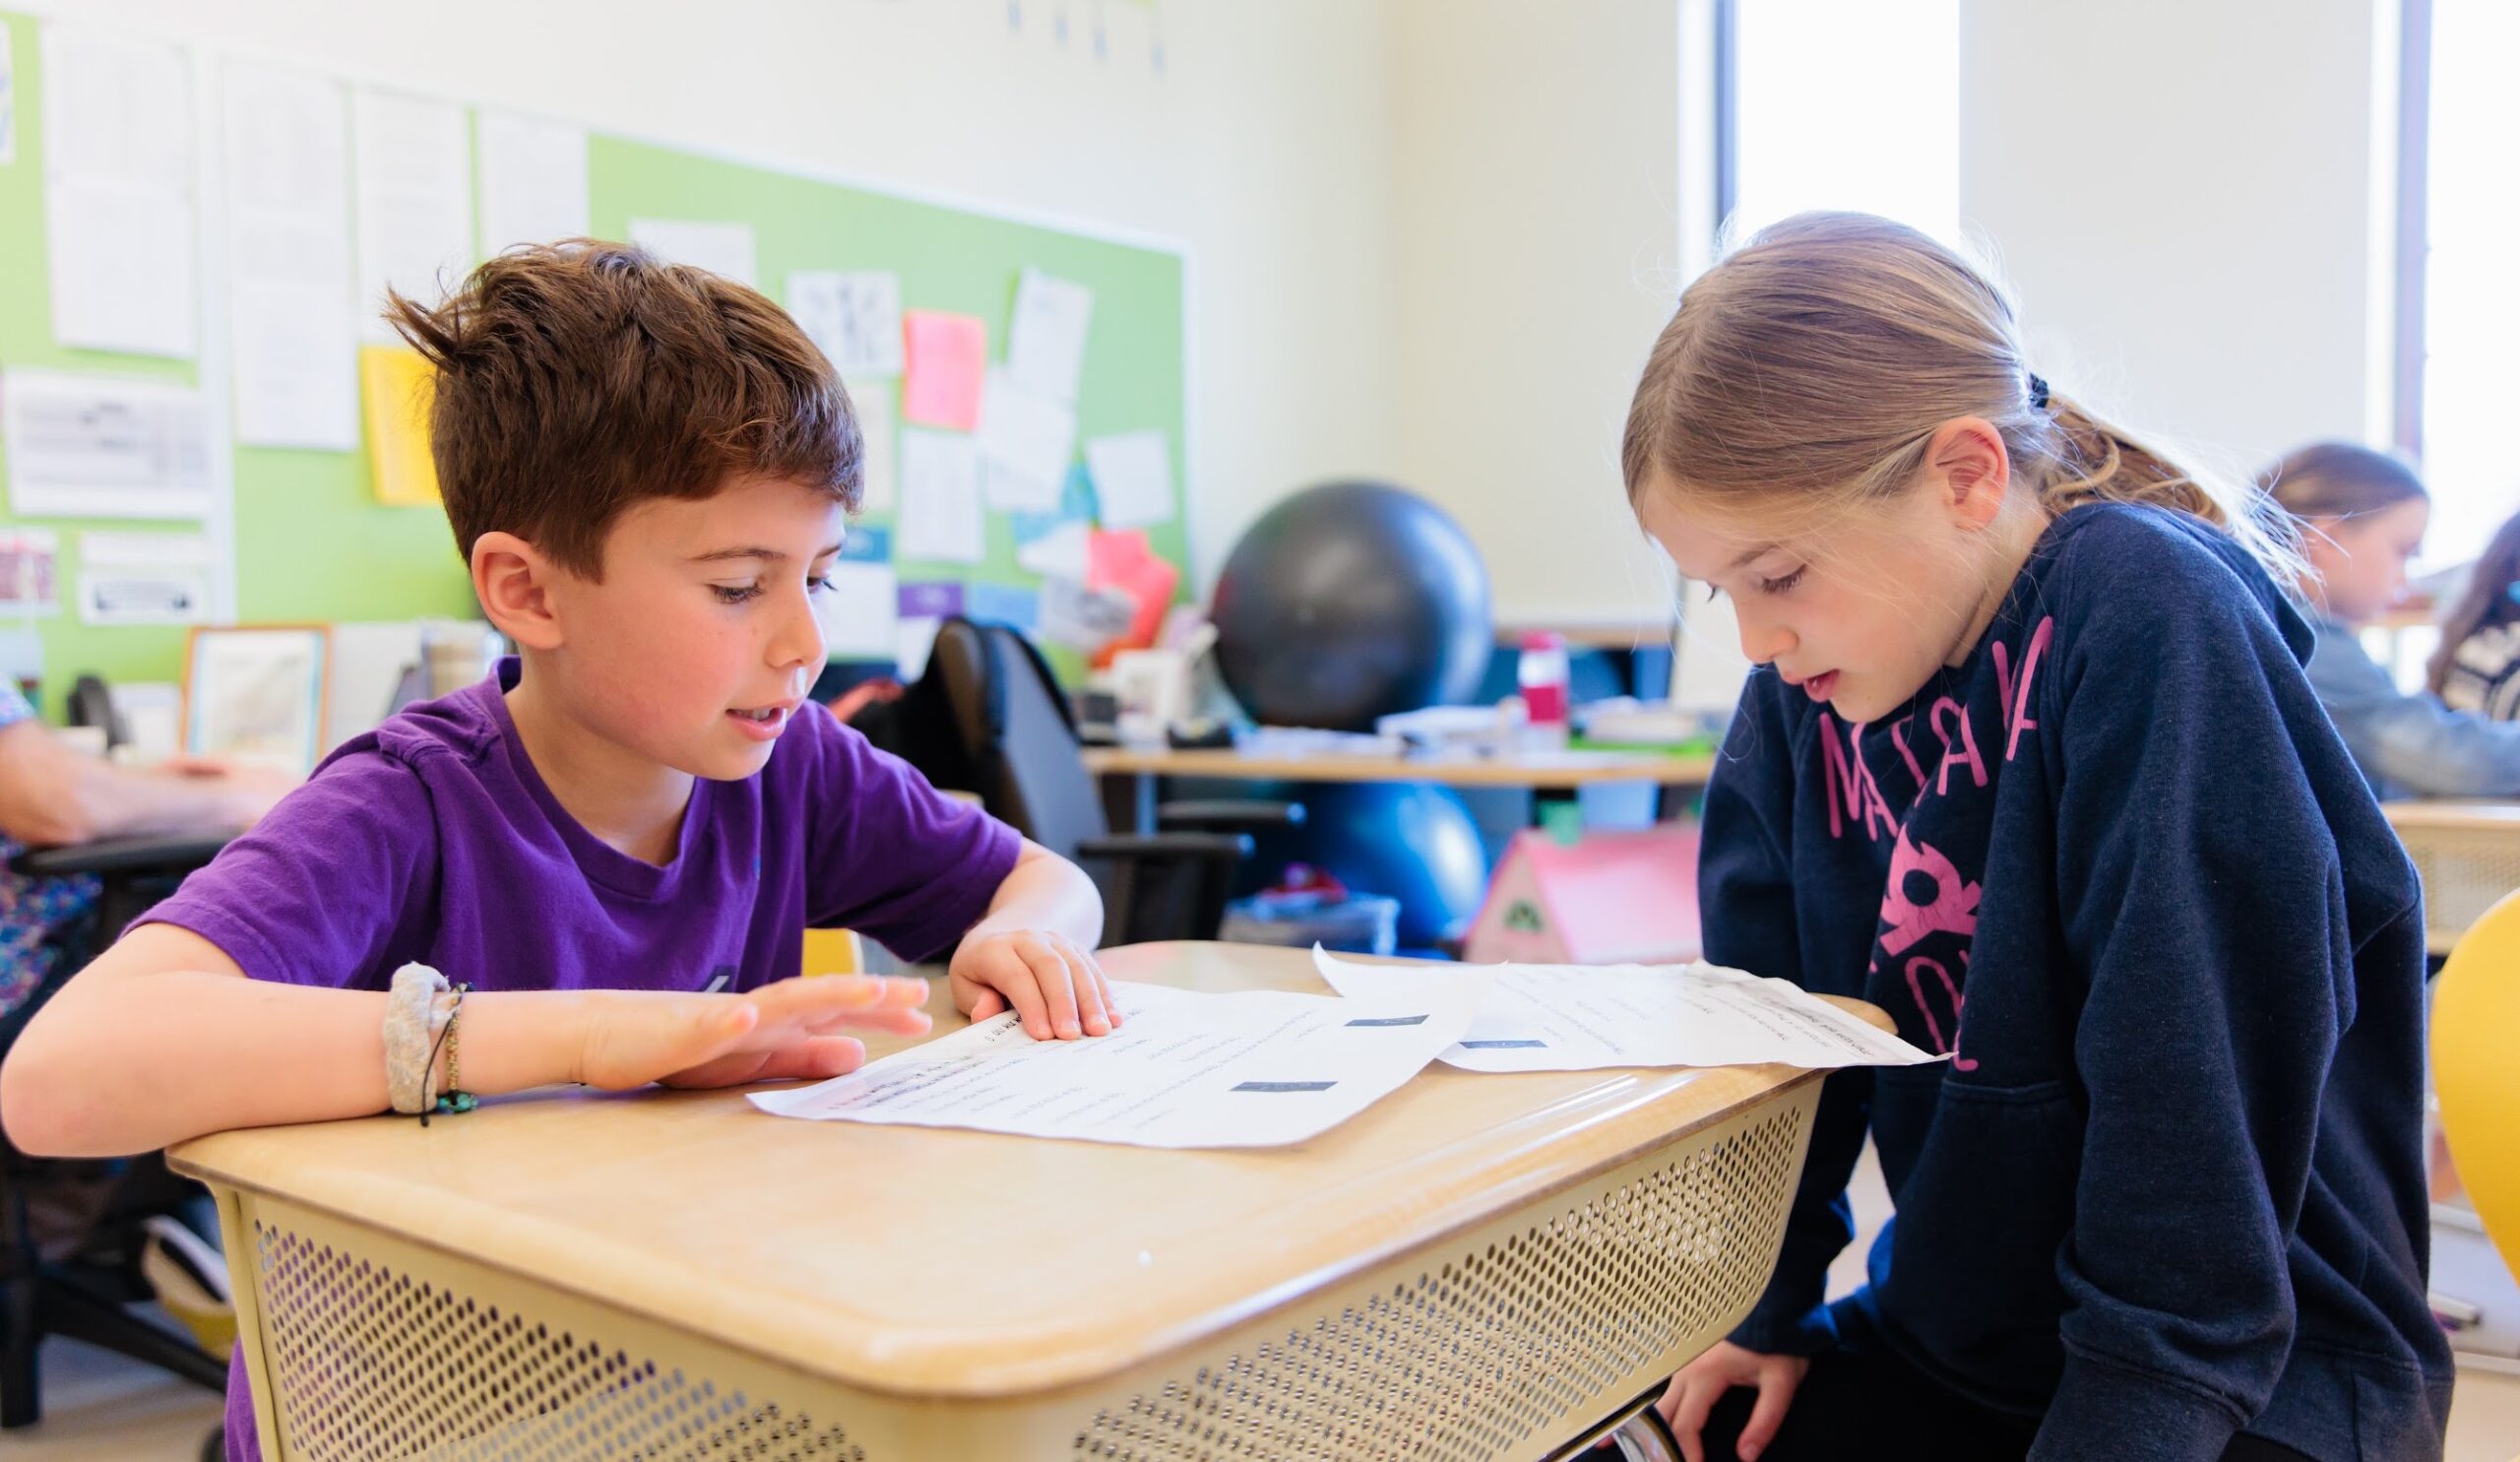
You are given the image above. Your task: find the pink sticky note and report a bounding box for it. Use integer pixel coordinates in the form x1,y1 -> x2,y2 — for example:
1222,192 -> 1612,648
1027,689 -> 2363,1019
1087,529 -> 1180,666
901,311 -> 987,431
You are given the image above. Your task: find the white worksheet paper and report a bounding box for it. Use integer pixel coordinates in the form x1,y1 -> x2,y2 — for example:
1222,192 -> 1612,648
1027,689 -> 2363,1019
222,61 -> 357,450
76,530 -> 211,626
850,379 -> 897,513
1,28 -> 17,166
1,371 -> 213,520
1085,429 -> 1174,529
788,270 -> 905,381
42,27 -> 196,359
976,368 -> 1076,505
1311,948 -> 1941,1073
750,980 -> 1478,1149
629,220 -> 757,287
475,110 -> 589,253
814,560 -> 898,659
896,428 -> 985,564
352,88 -> 473,341
1005,267 -> 1094,402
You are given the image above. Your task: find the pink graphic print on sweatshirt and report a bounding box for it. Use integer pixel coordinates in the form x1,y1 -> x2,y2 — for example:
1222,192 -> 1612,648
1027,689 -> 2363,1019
1815,615 -> 2055,1071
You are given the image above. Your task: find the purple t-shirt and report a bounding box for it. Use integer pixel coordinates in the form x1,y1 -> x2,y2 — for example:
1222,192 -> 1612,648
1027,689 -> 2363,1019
146,659 -> 1020,1461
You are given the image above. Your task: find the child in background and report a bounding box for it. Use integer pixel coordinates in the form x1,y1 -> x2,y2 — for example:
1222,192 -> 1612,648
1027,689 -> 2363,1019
2426,507 -> 2520,721
0,242 -> 1116,1462
0,701 -> 293,1021
1625,215 -> 2445,1461
2263,443 -> 2520,796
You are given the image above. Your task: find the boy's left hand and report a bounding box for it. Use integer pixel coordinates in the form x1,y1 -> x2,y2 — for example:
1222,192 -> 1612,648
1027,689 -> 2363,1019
948,929 -> 1119,1041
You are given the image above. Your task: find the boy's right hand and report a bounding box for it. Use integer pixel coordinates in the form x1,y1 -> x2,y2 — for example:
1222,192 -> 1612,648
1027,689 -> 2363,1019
1654,1339 -> 1808,1462
573,976 -> 933,1091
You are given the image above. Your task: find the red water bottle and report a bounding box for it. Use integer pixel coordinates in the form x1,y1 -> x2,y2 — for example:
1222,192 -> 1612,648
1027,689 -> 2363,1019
1517,632 -> 1570,742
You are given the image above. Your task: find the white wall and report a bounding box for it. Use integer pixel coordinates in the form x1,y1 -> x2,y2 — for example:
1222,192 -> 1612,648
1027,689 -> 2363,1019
33,0 -> 2404,629
1384,0 -> 1684,626
35,0 -> 1405,590
1959,0 -> 2387,478
1370,0 -> 2396,625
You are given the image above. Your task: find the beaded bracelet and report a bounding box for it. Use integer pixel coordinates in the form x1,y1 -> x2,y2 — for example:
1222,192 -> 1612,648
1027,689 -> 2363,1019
418,983 -> 477,1126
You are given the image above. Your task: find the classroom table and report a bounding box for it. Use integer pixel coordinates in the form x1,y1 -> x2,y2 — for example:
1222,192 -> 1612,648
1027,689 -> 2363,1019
2381,799 -> 2520,957
170,941 -> 1874,1462
1085,744 -> 1720,835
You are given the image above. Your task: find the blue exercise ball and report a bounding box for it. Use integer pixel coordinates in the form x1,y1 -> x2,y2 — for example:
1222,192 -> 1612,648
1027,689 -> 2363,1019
1245,782 -> 1491,949
1212,481 -> 1493,731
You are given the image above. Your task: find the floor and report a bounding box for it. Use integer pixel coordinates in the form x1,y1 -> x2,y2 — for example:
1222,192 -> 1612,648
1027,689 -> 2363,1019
4,1175 -> 2515,1461
0,1327 -> 221,1461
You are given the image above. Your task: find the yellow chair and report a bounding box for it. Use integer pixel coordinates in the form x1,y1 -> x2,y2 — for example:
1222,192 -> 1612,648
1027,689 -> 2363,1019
2432,888 -> 2520,1274
800,928 -> 866,978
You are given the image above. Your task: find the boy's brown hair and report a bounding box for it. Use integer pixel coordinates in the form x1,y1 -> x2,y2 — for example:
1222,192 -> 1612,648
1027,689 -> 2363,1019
385,240 -> 861,580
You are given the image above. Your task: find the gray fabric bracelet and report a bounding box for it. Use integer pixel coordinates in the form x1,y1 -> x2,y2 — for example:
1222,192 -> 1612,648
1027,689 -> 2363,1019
385,963 -> 452,1115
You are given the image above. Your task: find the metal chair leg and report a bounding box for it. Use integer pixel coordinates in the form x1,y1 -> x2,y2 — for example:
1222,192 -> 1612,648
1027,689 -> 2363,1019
1540,1384 -> 1682,1462
1609,1402 -> 1684,1462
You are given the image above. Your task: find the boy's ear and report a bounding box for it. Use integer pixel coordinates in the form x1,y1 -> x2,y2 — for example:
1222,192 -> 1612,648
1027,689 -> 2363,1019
471,532 -> 567,651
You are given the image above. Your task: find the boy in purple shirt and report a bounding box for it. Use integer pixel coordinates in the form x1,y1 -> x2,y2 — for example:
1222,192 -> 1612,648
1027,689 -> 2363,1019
0,243 -> 1114,1458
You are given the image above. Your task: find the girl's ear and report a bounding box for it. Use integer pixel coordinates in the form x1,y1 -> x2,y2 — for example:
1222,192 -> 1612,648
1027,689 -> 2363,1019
1924,416 -> 2012,530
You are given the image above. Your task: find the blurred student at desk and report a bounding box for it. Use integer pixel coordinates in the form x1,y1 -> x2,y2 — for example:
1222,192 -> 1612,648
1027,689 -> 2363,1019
2426,507 -> 2520,722
2266,443 -> 2520,798
0,681 -> 291,1021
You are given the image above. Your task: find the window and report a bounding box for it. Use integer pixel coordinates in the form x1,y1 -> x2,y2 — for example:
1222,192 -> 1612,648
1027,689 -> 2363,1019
1720,0 -> 1962,245
2409,0 -> 2520,563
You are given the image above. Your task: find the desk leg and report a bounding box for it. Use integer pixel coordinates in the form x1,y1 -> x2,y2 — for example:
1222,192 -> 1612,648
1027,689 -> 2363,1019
1099,771 -> 1158,834
1657,779 -> 1709,824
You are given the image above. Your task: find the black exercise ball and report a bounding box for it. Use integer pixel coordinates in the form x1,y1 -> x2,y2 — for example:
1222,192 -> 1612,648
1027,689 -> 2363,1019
1212,481 -> 1493,731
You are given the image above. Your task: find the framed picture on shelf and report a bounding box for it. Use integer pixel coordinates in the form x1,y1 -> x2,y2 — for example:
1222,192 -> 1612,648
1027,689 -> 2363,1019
183,624 -> 332,776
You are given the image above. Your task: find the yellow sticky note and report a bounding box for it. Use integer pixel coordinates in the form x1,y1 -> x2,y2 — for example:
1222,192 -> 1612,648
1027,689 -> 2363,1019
360,346 -> 441,507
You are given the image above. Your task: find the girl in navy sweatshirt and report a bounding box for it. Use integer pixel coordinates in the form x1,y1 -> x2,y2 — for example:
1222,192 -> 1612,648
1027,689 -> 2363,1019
1625,214 -> 2449,1462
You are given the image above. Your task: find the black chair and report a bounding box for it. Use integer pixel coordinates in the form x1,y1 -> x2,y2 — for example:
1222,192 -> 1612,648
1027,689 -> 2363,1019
62,676 -> 124,753
897,618 -> 1298,944
2,832 -> 237,1430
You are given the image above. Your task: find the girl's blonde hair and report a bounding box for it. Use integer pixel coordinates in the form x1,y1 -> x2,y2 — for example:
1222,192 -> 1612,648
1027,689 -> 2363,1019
1620,211 -> 2300,582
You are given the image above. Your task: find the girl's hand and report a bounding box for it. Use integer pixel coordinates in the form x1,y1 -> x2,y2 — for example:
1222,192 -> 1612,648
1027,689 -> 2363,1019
948,929 -> 1118,1040
572,976 -> 932,1090
1654,1340 -> 1809,1462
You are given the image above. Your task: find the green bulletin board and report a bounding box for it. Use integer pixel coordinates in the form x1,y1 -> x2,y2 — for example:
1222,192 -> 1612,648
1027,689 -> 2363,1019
0,8 -> 1188,713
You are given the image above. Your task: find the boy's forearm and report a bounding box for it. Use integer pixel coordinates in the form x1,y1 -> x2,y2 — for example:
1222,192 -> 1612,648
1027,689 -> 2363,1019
965,845 -> 1105,949
3,966 -> 597,1158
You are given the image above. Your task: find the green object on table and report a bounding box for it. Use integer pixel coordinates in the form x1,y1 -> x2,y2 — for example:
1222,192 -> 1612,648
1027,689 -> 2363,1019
1567,733 -> 1720,757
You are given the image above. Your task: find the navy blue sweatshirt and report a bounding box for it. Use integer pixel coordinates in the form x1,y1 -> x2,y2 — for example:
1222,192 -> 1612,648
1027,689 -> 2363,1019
1701,503 -> 2452,1461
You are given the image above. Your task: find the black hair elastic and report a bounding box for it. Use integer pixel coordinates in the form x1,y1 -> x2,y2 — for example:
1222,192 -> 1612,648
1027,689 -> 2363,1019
2027,373 -> 2051,411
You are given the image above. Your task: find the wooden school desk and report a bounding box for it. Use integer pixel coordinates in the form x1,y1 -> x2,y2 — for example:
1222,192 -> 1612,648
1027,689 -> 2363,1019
1086,744 -> 1721,836
2382,799 -> 2520,956
170,942 -> 1879,1462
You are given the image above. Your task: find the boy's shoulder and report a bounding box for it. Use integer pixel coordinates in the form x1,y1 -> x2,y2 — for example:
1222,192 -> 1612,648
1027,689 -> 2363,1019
268,676 -> 513,847
341,675 -> 505,774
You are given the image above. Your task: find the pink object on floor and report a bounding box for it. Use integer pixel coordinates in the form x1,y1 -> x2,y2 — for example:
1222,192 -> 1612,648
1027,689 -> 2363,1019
1463,824 -> 1702,967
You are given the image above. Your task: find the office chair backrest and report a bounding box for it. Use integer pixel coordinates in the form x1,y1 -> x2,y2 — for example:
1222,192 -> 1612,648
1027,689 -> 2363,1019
925,618 -> 1110,861
2433,887 -> 2520,1276
65,674 -> 124,750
